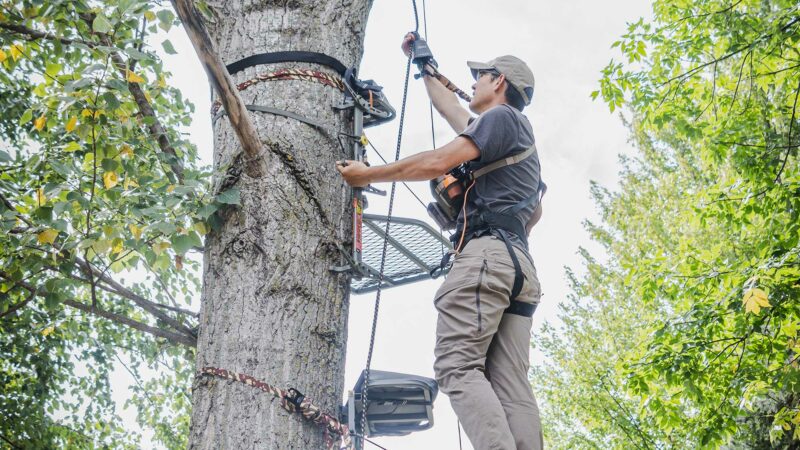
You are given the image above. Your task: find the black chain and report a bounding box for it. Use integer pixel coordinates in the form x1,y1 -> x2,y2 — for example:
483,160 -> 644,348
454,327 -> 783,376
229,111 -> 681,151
359,0 -> 419,444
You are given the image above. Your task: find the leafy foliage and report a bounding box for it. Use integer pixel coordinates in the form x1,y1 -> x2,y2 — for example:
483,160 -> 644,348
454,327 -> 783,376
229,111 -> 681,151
539,0 -> 800,448
0,0 -> 216,447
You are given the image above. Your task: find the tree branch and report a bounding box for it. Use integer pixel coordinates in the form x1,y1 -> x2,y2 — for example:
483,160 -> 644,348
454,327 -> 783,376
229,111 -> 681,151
170,0 -> 266,178
0,273 -> 196,347
0,287 -> 36,319
775,76 -> 800,182
0,21 -> 93,47
64,298 -> 195,347
73,257 -> 197,338
81,28 -> 187,184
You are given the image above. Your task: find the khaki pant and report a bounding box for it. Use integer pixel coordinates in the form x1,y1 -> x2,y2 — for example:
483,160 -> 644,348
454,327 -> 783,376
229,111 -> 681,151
433,235 -> 543,450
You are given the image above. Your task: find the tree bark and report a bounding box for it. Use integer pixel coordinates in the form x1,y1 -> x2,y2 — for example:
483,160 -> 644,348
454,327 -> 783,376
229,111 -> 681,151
188,1 -> 372,448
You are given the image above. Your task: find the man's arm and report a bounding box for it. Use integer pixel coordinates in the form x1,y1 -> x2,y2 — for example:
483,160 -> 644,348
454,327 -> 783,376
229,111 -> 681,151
337,136 -> 479,187
421,64 -> 472,134
401,33 -> 472,133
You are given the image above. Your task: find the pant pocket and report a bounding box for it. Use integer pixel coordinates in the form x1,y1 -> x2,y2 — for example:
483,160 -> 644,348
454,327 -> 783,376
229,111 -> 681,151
475,259 -> 488,333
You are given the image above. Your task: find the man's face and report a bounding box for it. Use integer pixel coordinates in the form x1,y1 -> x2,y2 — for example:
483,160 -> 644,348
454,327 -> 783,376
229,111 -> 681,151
469,69 -> 504,114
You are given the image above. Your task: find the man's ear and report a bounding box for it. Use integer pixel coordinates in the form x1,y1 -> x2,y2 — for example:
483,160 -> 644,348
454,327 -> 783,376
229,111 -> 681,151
493,73 -> 506,93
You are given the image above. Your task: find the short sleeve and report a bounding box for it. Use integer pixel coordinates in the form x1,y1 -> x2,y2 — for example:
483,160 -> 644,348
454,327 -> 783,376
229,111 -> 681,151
459,105 -> 519,163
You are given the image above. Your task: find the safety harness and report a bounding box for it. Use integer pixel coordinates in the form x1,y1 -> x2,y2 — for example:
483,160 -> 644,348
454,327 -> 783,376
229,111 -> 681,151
432,144 -> 547,317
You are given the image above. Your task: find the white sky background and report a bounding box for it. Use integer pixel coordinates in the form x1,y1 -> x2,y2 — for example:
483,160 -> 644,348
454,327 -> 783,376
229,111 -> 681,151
110,1 -> 653,448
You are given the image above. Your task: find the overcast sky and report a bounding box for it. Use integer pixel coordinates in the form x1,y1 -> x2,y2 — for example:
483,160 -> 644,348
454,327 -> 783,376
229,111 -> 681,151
112,1 -> 653,448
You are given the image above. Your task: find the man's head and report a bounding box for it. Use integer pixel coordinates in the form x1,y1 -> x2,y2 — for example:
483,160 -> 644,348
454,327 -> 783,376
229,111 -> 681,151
467,55 -> 535,114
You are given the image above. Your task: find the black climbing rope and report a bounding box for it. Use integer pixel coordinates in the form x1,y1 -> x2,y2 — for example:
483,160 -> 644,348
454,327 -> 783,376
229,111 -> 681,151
359,0 -> 420,444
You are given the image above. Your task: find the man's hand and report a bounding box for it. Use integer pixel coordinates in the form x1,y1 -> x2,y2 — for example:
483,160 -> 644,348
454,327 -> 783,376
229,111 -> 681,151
401,32 -> 415,58
336,160 -> 371,187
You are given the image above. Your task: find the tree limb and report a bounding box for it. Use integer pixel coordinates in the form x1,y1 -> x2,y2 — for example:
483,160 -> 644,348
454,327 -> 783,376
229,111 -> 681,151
73,257 -> 197,338
64,298 -> 196,347
0,21 -> 93,47
0,273 -> 196,347
85,29 -> 187,184
0,287 -> 36,319
170,0 -> 267,178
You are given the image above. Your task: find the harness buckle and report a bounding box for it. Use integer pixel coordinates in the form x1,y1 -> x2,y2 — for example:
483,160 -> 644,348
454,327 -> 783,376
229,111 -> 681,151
286,387 -> 306,409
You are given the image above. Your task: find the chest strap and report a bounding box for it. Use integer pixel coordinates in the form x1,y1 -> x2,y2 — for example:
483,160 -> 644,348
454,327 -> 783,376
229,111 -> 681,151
470,145 -> 536,180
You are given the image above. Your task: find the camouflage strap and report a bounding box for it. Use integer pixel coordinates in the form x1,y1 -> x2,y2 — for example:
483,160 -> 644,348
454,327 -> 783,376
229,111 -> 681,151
211,68 -> 346,114
199,367 -> 353,450
423,67 -> 472,102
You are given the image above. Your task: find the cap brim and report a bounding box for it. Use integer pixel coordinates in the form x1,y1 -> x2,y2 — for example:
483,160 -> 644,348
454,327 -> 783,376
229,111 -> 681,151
467,60 -> 494,79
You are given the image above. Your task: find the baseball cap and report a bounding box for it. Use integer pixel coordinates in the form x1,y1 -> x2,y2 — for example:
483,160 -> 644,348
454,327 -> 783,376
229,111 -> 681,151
467,55 -> 535,105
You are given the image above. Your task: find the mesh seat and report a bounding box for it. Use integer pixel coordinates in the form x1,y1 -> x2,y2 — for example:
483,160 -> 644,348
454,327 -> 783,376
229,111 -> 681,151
343,369 -> 438,440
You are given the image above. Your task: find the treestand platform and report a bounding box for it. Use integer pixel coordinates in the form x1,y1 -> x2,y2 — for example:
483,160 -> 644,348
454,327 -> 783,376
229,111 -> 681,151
349,214 -> 452,294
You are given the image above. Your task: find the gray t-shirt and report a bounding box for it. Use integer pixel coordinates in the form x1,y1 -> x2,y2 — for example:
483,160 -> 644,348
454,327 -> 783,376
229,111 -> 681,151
458,104 -> 542,252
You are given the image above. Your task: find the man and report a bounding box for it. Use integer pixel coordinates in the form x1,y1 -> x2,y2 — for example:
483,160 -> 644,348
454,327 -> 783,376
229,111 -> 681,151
336,34 -> 544,450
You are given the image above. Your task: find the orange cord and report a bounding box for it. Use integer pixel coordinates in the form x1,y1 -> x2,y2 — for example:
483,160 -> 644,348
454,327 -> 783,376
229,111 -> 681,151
455,180 -> 476,254
369,90 -> 374,108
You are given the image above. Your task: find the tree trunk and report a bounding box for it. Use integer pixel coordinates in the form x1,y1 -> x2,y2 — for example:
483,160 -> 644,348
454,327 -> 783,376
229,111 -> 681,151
189,1 -> 372,448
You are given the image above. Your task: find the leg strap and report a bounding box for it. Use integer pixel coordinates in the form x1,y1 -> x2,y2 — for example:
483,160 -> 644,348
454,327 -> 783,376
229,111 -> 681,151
497,230 -> 524,302
504,300 -> 537,317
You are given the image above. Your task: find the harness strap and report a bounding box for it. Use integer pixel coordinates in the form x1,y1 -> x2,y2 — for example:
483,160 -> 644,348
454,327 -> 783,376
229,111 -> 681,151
470,145 -> 536,180
226,51 -> 348,76
214,104 -> 333,132
505,299 -> 537,317
496,229 -> 525,302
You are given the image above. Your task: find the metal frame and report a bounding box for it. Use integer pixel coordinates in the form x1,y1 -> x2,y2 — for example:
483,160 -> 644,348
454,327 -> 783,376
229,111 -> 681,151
350,214 -> 452,294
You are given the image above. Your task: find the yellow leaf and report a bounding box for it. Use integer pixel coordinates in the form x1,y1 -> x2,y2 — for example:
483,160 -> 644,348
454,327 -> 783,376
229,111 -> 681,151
144,10 -> 156,21
0,49 -> 6,63
793,411 -> 800,425
158,75 -> 166,88
743,288 -> 770,315
65,116 -> 78,132
166,184 -> 175,193
42,326 -> 55,336
193,222 -> 208,236
10,44 -> 23,61
119,144 -> 133,157
129,224 -> 143,240
37,229 -> 58,245
34,115 -> 46,131
36,187 -> 46,205
123,177 -> 139,190
103,171 -> 118,189
81,108 -> 93,118
153,241 -> 170,255
111,238 -> 124,254
126,70 -> 145,83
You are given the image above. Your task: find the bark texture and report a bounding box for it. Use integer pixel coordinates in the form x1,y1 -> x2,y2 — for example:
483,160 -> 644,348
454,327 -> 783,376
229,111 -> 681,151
189,1 -> 373,448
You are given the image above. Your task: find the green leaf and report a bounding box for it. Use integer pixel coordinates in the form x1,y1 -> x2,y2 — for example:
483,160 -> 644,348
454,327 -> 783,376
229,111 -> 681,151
0,150 -> 12,162
92,14 -> 113,34
101,158 -> 119,171
161,39 -> 177,55
170,234 -> 195,255
156,10 -> 175,32
45,63 -> 62,78
20,109 -> 33,125
215,188 -> 240,205
64,142 -> 82,153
